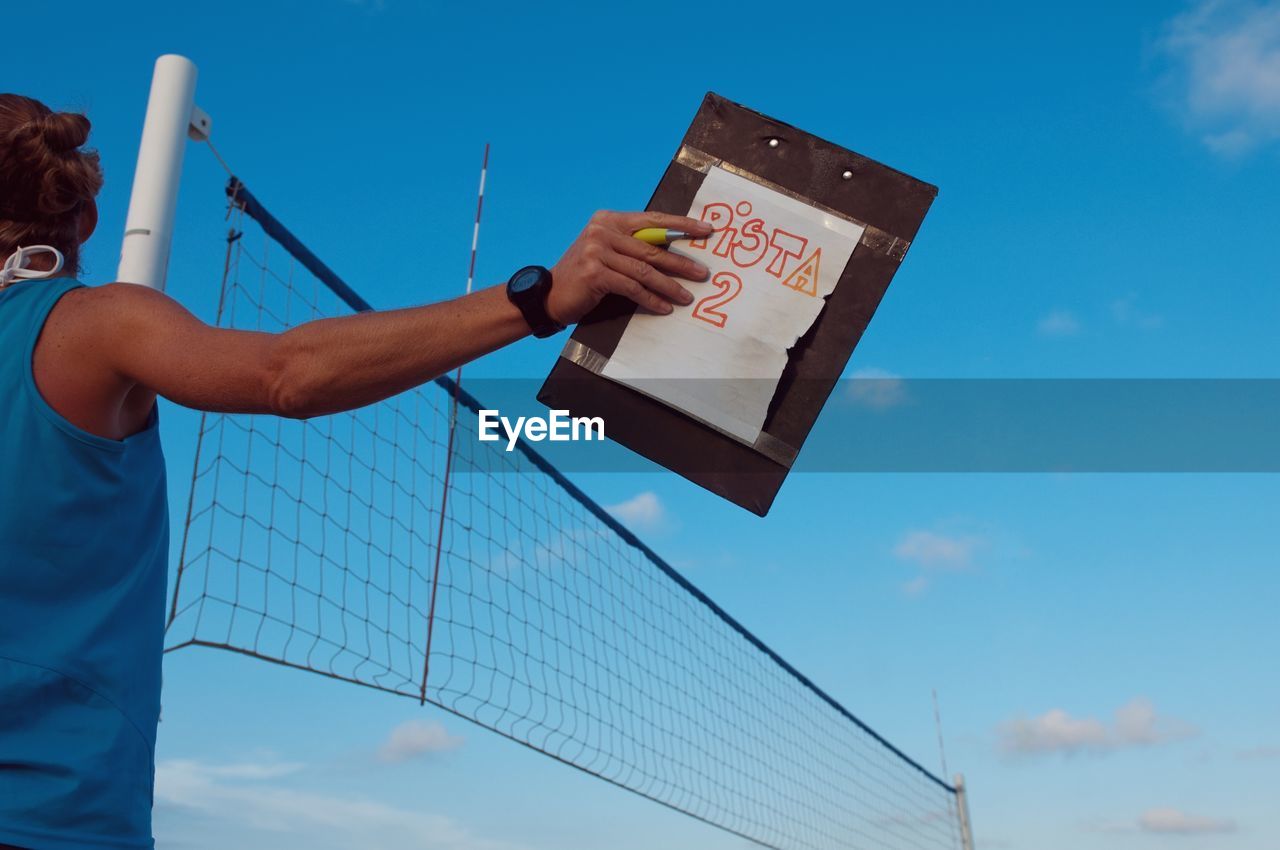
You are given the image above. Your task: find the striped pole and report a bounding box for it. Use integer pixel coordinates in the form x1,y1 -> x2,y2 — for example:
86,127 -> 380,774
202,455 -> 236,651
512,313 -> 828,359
465,144 -> 489,295
421,143 -> 490,704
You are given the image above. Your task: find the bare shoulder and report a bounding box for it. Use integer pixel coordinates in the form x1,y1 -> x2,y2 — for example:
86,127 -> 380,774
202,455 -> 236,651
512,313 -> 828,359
33,284 -> 160,421
76,281 -> 182,310
55,281 -> 196,334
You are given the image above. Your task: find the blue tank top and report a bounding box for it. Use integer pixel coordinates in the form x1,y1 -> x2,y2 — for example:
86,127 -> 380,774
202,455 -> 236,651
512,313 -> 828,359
0,277 -> 168,850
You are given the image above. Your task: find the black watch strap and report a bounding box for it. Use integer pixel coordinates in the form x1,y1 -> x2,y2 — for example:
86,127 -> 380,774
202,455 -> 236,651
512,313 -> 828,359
506,265 -> 564,338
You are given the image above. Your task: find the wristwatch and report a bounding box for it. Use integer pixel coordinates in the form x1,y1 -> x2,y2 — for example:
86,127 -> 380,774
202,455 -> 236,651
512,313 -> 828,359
506,265 -> 564,338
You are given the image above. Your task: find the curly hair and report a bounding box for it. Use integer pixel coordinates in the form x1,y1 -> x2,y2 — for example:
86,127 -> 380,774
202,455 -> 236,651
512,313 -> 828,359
0,94 -> 104,275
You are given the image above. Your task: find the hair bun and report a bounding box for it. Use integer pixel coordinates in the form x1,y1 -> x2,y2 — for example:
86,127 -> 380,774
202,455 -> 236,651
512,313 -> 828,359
39,112 -> 91,154
0,94 -> 103,271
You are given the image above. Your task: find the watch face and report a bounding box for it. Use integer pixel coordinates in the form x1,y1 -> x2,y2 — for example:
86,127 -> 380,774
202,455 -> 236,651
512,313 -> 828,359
510,267 -> 543,294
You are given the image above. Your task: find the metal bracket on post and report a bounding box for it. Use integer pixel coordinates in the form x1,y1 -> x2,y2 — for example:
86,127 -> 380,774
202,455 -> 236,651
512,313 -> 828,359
117,54 -> 210,291
188,105 -> 212,142
955,773 -> 975,850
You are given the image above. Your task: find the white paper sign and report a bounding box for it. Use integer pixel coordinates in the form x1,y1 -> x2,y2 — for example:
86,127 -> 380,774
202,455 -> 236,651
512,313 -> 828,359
600,167 -> 865,443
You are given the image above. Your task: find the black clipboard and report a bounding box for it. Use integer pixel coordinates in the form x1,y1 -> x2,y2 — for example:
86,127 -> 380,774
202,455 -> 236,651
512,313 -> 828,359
538,93 -> 937,515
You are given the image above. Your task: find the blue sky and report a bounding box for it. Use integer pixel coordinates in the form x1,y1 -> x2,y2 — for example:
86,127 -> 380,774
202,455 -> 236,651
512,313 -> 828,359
7,0 -> 1280,848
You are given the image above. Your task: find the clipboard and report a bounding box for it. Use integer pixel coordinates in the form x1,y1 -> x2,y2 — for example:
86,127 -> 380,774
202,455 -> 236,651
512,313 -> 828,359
538,93 -> 937,516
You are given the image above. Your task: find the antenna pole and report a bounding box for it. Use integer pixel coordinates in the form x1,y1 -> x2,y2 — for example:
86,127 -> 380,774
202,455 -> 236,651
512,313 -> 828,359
932,689 -> 951,779
419,143 -> 490,704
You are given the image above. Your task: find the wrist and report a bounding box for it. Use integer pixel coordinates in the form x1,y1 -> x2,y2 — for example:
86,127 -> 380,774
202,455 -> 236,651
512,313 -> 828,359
506,265 -> 564,339
544,268 -> 569,327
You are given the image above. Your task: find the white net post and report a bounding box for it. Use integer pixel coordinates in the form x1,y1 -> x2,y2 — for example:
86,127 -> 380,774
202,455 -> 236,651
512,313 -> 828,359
117,54 -> 210,290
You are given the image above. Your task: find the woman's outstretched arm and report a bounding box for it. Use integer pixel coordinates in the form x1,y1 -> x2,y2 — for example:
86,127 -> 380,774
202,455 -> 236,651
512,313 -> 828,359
38,210 -> 711,428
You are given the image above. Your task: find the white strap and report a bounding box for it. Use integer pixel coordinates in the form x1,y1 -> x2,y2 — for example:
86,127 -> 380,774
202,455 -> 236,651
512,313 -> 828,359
0,245 -> 65,288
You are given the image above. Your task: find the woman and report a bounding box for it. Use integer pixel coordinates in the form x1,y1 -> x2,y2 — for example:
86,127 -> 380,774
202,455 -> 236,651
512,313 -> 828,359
0,93 -> 711,850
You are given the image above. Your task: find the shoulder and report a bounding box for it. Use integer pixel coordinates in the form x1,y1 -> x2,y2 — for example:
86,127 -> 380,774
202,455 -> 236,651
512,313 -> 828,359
53,282 -> 193,335
38,283 -> 200,377
64,281 -> 173,311
53,281 -> 163,313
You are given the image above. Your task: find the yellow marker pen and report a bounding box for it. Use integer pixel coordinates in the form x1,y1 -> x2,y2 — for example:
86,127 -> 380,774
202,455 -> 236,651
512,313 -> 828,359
632,228 -> 703,246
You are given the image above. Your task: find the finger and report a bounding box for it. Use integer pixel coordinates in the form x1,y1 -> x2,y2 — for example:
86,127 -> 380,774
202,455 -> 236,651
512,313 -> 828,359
602,210 -> 716,237
604,229 -> 709,283
597,267 -> 674,315
601,252 -> 693,308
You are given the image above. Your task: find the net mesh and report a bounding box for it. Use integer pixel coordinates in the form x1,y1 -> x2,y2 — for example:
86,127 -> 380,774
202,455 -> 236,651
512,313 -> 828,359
167,190 -> 963,850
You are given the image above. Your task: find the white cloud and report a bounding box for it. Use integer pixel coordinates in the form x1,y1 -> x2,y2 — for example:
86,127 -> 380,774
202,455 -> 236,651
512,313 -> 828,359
1037,310 -> 1081,337
606,491 -> 667,531
894,529 -> 985,596
1237,744 -> 1280,759
377,720 -> 464,763
1000,708 -> 1109,755
893,530 -> 982,571
1140,807 -> 1237,834
1113,697 -> 1192,745
902,576 -> 931,596
183,760 -> 305,780
155,758 -> 524,850
1110,295 -> 1164,330
999,698 -> 1196,756
1159,0 -> 1280,154
847,368 -> 909,411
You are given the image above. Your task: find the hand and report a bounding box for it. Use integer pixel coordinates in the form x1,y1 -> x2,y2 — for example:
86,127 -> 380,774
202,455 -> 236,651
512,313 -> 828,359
546,210 -> 714,326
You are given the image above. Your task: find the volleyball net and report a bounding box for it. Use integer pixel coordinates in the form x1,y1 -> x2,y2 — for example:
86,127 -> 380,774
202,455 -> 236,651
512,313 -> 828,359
165,174 -> 966,850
